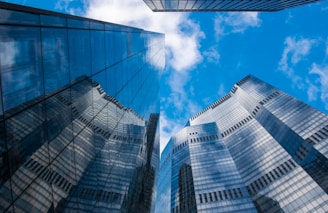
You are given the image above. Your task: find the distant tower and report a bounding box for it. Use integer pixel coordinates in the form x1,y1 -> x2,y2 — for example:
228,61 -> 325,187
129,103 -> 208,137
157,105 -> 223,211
156,75 -> 328,212
143,0 -> 322,12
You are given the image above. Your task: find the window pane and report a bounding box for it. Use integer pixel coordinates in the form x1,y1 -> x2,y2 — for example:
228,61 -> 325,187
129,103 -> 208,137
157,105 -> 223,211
105,31 -> 115,67
67,18 -> 89,29
46,88 -> 73,161
0,8 -> 39,25
90,30 -> 106,74
40,14 -> 66,27
6,103 -> 47,200
51,142 -> 76,210
71,79 -> 93,135
0,176 -> 12,211
92,71 -> 107,116
105,66 -> 117,98
42,28 -> 69,95
0,26 -> 43,112
68,29 -> 91,82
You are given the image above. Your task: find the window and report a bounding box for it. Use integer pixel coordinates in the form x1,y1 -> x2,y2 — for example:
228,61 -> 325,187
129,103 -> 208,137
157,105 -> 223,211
213,192 -> 218,201
209,193 -> 213,202
223,190 -> 228,199
233,188 -> 238,198
204,193 -> 208,202
237,188 -> 243,197
218,191 -> 223,200
0,26 -> 43,111
227,189 -> 233,199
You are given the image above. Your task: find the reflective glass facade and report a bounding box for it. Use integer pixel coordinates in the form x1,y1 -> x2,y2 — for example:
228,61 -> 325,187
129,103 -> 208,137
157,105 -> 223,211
157,75 -> 328,212
0,2 -> 163,212
143,0 -> 321,11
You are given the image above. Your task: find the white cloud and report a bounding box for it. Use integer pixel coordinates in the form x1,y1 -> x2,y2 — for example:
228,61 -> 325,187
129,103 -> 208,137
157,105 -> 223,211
160,97 -> 200,152
214,12 -> 261,39
306,80 -> 319,101
165,71 -> 201,113
278,36 -> 328,110
227,12 -> 261,32
278,36 -> 316,88
146,36 -> 166,71
217,83 -> 226,97
55,0 -> 85,15
203,46 -> 220,64
285,12 -> 293,24
308,63 -> 328,110
279,37 -> 316,71
82,0 -> 206,152
166,71 -> 189,111
0,41 -> 18,67
214,15 -> 225,40
85,0 -> 204,72
159,111 -> 183,153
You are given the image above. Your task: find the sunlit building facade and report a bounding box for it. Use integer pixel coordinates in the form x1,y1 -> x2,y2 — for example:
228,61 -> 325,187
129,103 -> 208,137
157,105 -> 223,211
157,75 -> 328,212
143,0 -> 321,12
0,2 -> 163,212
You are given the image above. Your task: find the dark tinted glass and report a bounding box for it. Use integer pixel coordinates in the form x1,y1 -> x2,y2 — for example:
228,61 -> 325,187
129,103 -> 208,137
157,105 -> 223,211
68,29 -> 91,82
90,30 -> 106,74
41,28 -> 69,94
0,26 -> 43,111
46,88 -> 73,161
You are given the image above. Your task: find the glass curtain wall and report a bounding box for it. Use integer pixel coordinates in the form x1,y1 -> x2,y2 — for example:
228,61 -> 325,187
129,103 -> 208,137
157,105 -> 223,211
0,2 -> 164,212
143,0 -> 321,11
158,75 -> 328,213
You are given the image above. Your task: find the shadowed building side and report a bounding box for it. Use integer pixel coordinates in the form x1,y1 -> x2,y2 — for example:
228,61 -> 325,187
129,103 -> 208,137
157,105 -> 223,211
178,164 -> 197,213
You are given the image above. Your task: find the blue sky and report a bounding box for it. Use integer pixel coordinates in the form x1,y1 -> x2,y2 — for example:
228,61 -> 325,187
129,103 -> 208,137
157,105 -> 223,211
3,0 -> 328,152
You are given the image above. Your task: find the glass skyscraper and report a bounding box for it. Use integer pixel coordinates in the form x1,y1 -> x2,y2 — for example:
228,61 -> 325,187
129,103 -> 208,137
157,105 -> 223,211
0,2 -> 163,212
143,0 -> 322,12
156,75 -> 328,212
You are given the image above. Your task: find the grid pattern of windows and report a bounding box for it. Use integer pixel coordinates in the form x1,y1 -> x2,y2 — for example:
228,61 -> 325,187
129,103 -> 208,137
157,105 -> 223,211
221,115 -> 253,138
246,159 -> 298,195
306,124 -> 328,145
0,3 -> 162,212
143,0 -> 321,11
158,75 -> 328,213
198,187 -> 244,203
191,93 -> 231,120
156,123 -> 257,213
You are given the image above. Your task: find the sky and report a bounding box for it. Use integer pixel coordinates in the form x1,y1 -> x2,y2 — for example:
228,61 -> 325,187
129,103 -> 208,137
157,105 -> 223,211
3,0 -> 328,153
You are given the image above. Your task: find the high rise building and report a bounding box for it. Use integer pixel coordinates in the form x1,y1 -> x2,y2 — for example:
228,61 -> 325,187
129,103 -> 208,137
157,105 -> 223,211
0,2 -> 163,212
156,75 -> 328,212
143,0 -> 322,12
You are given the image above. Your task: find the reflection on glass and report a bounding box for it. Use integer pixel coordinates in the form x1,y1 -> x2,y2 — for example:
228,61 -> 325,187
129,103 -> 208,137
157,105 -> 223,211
68,29 -> 91,81
178,164 -> 197,213
91,30 -> 106,74
0,26 -> 43,112
0,3 -> 163,212
254,194 -> 285,213
42,28 -> 69,94
185,75 -> 328,212
46,88 -> 73,161
144,0 -> 321,11
0,77 -> 160,212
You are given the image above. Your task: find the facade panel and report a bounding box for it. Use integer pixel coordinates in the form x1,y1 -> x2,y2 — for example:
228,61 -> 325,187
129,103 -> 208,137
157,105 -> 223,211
143,0 -> 322,11
0,2 -> 163,212
157,75 -> 328,212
